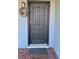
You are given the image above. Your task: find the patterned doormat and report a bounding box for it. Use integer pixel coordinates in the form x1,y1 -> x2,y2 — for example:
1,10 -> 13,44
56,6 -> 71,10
29,48 -> 48,55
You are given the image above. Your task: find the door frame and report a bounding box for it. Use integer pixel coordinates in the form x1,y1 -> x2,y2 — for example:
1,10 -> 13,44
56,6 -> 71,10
27,0 -> 56,48
28,1 -> 50,45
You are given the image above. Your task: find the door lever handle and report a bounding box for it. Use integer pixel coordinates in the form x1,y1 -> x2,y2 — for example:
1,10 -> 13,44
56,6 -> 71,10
30,21 -> 32,24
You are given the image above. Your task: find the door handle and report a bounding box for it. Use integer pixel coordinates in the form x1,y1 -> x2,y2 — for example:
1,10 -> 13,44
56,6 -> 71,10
30,21 -> 32,24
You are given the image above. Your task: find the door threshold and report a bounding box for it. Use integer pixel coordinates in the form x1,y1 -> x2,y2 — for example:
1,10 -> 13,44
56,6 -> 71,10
28,44 -> 49,48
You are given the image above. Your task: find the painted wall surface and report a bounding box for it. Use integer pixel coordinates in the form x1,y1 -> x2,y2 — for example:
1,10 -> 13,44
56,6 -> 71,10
48,0 -> 55,48
54,0 -> 60,57
18,13 -> 28,48
18,0 -> 60,57
18,1 -> 28,48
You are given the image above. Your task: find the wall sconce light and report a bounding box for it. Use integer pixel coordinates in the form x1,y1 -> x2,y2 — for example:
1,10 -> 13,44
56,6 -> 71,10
19,2 -> 28,17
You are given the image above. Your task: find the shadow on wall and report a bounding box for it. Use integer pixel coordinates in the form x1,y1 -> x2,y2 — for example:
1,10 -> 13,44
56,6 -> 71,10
18,13 -> 28,48
54,0 -> 60,57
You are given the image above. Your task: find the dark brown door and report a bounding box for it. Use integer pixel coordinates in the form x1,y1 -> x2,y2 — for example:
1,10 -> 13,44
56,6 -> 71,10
29,2 -> 49,44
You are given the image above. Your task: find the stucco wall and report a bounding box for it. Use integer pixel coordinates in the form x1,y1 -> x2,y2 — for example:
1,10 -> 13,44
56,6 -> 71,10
54,0 -> 60,57
18,1 -> 28,48
18,14 -> 28,48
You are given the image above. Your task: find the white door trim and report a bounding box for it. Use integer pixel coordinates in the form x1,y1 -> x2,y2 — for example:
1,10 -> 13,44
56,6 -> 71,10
28,44 -> 49,48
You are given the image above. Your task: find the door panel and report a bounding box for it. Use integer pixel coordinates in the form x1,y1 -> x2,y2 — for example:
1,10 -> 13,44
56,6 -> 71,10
29,2 -> 49,44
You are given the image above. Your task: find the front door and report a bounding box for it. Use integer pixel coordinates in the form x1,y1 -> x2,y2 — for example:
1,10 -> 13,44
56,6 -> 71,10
29,2 -> 49,44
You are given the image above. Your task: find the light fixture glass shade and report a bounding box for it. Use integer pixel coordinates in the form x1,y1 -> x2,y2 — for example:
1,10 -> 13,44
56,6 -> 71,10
19,0 -> 28,17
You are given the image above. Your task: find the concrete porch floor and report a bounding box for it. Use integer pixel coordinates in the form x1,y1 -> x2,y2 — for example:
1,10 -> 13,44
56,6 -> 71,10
18,48 -> 58,59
